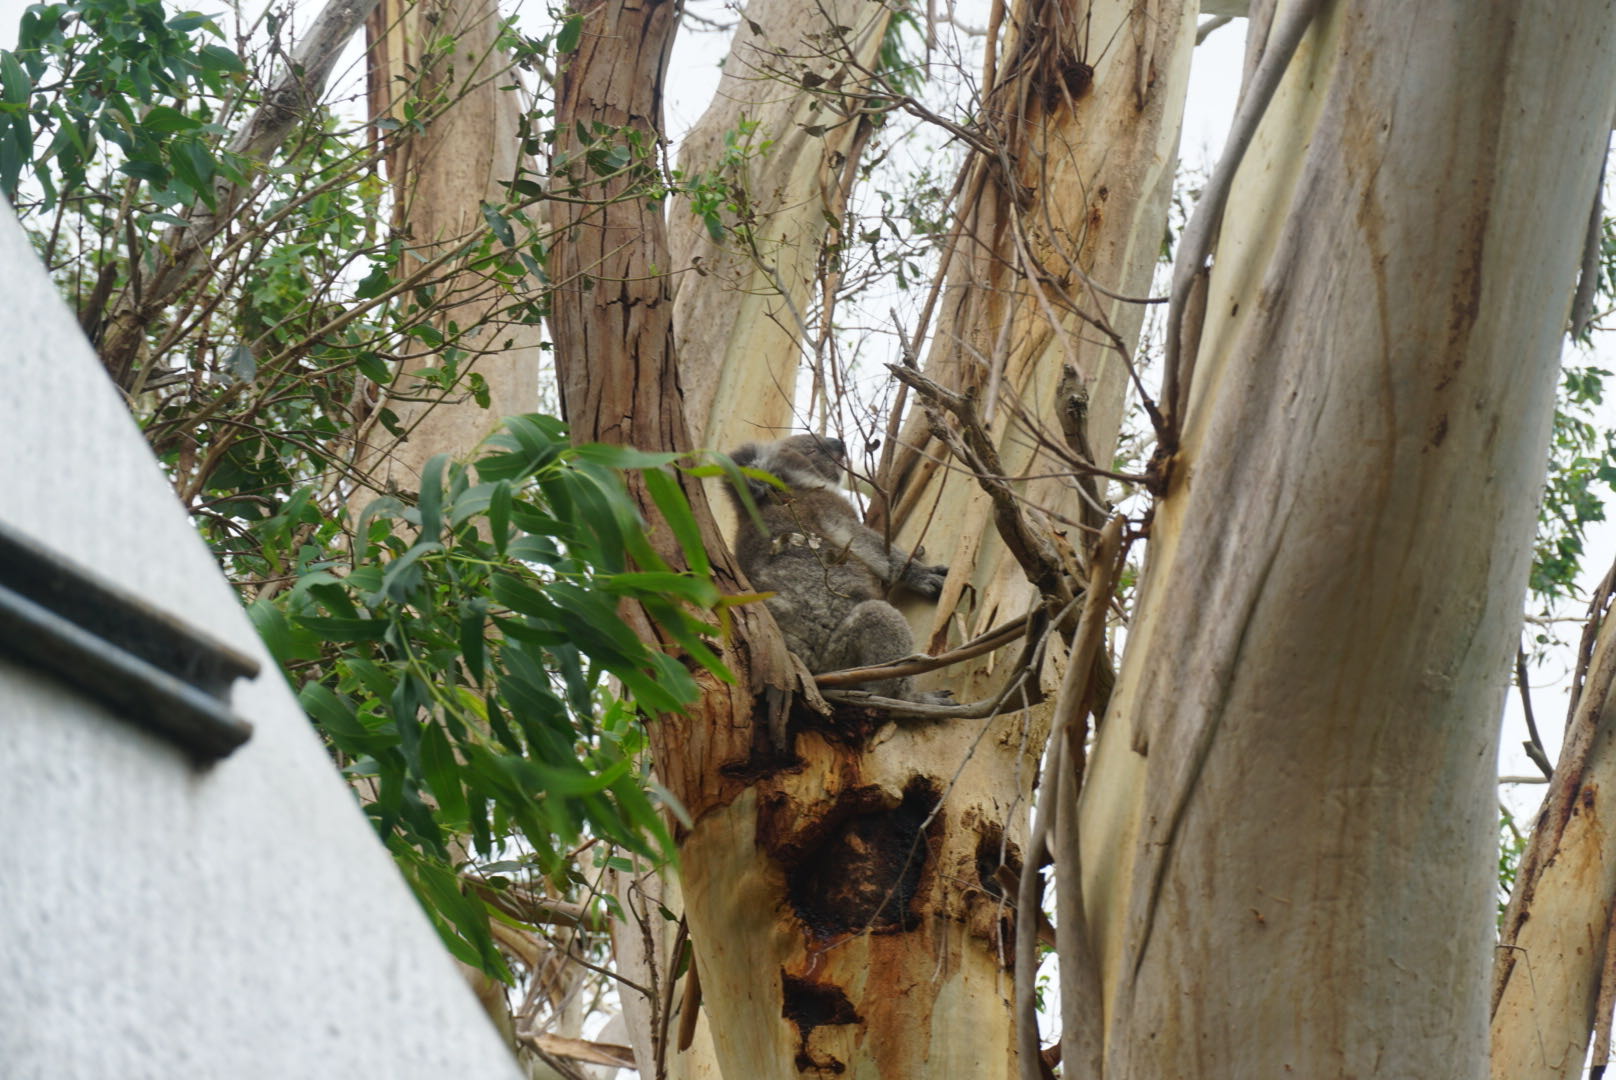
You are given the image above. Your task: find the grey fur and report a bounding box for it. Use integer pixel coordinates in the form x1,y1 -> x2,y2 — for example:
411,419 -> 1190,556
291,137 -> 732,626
728,434 -> 950,704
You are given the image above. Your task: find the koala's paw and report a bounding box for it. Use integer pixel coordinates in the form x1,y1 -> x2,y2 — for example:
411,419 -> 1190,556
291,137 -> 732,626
911,688 -> 955,706
905,562 -> 949,599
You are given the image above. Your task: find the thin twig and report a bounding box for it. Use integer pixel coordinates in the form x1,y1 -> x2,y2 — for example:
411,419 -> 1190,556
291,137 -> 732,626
1516,648 -> 1554,779
814,611 -> 1033,687
1016,516 -> 1124,1080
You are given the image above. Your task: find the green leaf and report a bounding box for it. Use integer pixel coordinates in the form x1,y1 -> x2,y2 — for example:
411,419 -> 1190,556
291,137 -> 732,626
643,466 -> 709,575
555,13 -> 583,52
298,682 -> 369,741
141,104 -> 202,132
489,480 -> 512,557
354,494 -> 408,557
248,598 -> 321,663
602,570 -> 718,605
199,43 -> 245,73
418,453 -> 449,542
573,443 -> 682,471
166,12 -> 211,32
376,541 -> 442,603
468,371 -> 490,409
459,603 -> 487,685
419,720 -> 468,826
292,615 -> 391,642
356,351 -> 391,383
399,850 -> 508,979
1,51 -> 30,107
335,658 -> 391,702
119,159 -> 171,185
480,201 -> 515,246
490,574 -> 560,620
354,265 -> 392,300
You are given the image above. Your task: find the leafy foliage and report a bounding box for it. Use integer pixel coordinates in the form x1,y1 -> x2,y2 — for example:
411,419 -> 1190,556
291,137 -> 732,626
3,0 -> 715,989
1498,803 -> 1528,928
1530,363 -> 1616,607
251,414 -> 730,972
0,0 -> 245,209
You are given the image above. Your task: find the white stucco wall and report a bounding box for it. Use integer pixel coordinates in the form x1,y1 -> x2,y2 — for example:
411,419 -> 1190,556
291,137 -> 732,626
0,205 -> 524,1079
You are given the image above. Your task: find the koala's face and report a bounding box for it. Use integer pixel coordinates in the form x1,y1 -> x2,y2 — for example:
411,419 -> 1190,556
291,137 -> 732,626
777,434 -> 847,485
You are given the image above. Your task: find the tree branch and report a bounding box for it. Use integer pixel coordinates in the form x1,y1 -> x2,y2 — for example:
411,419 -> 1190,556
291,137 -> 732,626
100,0 -> 383,382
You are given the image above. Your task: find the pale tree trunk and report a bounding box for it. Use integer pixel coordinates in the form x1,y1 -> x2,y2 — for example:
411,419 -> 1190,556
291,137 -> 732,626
356,0 -> 540,495
1493,567 -> 1616,1078
1077,3 -> 1616,1078
884,0 -> 1193,677
669,0 -> 892,453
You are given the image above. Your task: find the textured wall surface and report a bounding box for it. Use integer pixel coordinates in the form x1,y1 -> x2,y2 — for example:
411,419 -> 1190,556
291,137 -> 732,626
0,205 -> 523,1080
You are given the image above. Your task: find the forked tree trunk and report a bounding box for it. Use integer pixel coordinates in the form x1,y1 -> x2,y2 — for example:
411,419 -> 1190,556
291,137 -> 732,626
1077,3 -> 1616,1076
873,2 -> 1196,1073
884,0 -> 1194,677
669,0 -> 892,453
554,0 -> 1193,1076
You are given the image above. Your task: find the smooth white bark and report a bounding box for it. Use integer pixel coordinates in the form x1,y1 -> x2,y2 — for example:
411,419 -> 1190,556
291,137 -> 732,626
1079,3 -> 1616,1076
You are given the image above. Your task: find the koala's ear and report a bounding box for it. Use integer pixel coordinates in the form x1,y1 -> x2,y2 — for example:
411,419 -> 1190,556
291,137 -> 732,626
722,444 -> 780,526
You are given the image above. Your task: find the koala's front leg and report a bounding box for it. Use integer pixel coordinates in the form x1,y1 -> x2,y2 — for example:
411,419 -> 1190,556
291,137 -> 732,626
840,521 -> 947,597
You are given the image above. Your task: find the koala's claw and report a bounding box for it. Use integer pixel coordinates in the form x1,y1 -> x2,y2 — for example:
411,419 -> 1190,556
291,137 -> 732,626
905,563 -> 949,598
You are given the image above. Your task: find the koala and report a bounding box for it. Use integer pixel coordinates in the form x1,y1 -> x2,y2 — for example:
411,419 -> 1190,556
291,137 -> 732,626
727,434 -> 951,704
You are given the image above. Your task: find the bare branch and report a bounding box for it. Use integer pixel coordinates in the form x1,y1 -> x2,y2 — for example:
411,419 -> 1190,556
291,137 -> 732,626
814,611 -> 1034,687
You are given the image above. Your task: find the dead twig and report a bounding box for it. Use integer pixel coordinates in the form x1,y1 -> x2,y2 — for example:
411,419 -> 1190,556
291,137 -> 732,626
814,610 -> 1034,687
889,363 -> 1076,610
